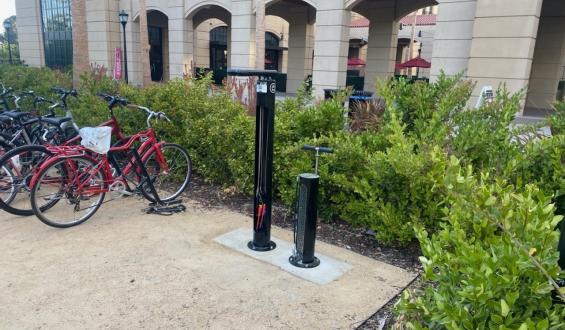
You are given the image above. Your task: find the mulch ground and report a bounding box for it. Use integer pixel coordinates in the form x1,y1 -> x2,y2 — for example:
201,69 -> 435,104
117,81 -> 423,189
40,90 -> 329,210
186,176 -> 424,329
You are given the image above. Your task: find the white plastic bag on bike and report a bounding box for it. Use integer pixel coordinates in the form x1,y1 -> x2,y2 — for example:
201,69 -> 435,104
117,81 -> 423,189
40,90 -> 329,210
79,127 -> 112,154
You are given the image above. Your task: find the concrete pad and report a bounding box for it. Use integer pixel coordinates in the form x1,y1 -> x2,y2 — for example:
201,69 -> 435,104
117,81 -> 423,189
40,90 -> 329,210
0,197 -> 417,329
214,228 -> 353,285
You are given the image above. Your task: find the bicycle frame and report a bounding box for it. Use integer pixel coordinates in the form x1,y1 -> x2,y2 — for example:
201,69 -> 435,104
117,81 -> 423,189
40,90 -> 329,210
30,127 -> 168,198
1,114 -> 126,180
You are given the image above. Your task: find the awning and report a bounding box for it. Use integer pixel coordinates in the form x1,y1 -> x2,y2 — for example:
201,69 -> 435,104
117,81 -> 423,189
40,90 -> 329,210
398,56 -> 431,69
347,57 -> 366,66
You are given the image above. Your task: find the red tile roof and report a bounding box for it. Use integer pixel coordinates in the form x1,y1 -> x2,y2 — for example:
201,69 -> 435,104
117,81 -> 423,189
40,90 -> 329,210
350,14 -> 437,28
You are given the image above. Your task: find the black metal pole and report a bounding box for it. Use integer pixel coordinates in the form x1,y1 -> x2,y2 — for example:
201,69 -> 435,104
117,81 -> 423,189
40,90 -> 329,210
248,75 -> 277,251
121,22 -> 129,84
7,34 -> 12,64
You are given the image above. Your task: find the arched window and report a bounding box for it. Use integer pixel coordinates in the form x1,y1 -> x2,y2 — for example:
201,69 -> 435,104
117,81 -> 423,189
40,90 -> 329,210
210,26 -> 228,46
265,32 -> 280,71
265,32 -> 280,50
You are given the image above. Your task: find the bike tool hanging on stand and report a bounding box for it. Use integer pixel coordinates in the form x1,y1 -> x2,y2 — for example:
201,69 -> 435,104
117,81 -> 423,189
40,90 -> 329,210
290,144 -> 333,268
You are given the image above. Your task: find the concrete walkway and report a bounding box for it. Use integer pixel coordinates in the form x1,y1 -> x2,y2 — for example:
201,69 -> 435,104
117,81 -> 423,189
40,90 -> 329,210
0,197 -> 416,329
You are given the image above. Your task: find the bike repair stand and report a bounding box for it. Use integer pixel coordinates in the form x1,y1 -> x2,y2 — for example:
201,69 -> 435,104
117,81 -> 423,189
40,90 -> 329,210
227,68 -> 278,252
130,149 -> 186,215
289,145 -> 333,268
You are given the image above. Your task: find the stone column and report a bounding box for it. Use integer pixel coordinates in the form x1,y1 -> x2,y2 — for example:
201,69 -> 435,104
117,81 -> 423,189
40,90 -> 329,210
230,0 -> 255,69
139,0 -> 152,85
72,0 -> 89,86
311,5 -> 351,99
430,0 -> 477,81
466,0 -> 543,110
363,8 -> 399,92
286,12 -> 314,94
15,0 -> 45,67
525,2 -> 565,113
168,1 -> 193,79
84,0 -> 120,72
255,0 -> 266,69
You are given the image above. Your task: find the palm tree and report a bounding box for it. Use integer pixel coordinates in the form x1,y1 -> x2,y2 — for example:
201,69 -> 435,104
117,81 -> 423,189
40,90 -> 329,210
71,0 -> 89,87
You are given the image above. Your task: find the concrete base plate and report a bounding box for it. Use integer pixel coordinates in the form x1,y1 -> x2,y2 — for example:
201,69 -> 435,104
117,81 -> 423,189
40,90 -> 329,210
214,228 -> 353,285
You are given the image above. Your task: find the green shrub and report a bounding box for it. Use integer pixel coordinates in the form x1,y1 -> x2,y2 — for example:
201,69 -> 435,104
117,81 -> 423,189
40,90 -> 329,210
449,86 -> 523,175
0,64 -> 71,110
549,101 -> 565,136
396,157 -> 565,328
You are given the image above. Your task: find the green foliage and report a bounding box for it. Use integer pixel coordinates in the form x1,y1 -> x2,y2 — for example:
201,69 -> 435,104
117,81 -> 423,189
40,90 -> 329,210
549,101 -> 565,136
449,87 -> 523,175
397,157 -> 565,329
0,64 -> 71,101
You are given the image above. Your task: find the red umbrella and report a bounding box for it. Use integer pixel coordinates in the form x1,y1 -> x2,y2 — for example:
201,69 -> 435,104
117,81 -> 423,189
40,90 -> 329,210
347,57 -> 366,66
398,56 -> 431,69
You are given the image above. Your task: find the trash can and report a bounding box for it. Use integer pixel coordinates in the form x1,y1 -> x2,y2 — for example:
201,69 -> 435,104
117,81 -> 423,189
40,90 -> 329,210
348,91 -> 374,115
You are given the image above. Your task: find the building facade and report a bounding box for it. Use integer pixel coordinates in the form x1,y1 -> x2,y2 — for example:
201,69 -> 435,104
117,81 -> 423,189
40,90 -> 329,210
15,0 -> 565,115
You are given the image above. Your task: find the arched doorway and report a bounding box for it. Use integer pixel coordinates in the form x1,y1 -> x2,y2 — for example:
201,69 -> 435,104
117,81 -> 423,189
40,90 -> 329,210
266,0 -> 316,94
189,4 -> 231,85
147,10 -> 169,82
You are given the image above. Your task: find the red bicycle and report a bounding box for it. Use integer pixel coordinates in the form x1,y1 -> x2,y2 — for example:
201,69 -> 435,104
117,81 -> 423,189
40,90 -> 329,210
0,93 -> 129,216
28,98 -> 191,227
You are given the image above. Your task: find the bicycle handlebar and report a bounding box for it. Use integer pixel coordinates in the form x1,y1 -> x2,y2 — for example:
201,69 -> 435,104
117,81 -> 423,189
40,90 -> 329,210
52,87 -> 78,97
303,144 -> 333,154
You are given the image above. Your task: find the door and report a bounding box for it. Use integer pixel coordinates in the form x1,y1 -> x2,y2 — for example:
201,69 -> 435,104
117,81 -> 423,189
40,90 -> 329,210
148,26 -> 163,82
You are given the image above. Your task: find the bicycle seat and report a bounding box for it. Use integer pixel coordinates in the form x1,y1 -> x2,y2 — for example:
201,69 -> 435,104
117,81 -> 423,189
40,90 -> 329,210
42,116 -> 73,126
1,111 -> 34,121
0,115 -> 12,124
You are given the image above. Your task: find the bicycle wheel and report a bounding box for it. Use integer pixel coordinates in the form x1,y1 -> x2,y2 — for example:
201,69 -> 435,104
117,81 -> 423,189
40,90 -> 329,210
30,156 -> 106,228
140,143 -> 192,202
0,145 -> 54,216
0,164 -> 16,204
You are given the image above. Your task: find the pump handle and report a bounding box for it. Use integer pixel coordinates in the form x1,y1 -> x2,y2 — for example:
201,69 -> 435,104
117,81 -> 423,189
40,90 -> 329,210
302,144 -> 333,154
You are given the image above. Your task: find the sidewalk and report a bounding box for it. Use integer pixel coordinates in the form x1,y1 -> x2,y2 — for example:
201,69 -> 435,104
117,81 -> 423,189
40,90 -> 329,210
0,197 -> 416,329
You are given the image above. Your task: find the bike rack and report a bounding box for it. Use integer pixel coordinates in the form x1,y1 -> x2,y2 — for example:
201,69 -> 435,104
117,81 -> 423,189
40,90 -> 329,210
227,68 -> 278,252
129,149 -> 186,215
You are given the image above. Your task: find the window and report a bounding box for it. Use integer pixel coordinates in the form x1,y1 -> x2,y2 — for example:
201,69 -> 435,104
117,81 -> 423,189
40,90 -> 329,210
348,47 -> 360,59
40,0 -> 73,69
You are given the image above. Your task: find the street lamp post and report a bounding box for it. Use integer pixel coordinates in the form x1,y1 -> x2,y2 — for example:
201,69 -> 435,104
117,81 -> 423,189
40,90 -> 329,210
119,10 -> 129,83
3,21 -> 13,64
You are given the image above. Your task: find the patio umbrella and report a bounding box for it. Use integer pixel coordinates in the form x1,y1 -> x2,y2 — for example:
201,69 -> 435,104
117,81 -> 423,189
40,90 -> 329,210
347,57 -> 366,67
398,56 -> 431,69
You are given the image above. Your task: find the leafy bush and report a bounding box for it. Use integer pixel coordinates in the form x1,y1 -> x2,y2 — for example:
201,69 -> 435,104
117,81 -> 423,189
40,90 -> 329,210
396,157 -> 565,328
549,101 -> 565,136
449,87 -> 523,175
